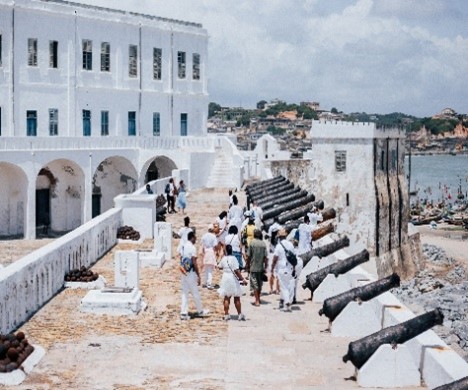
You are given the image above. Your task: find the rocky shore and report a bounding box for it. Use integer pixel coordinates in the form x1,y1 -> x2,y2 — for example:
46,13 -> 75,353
394,243 -> 468,360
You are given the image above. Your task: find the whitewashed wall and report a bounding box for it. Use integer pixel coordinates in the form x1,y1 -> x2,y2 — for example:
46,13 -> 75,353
0,207 -> 120,334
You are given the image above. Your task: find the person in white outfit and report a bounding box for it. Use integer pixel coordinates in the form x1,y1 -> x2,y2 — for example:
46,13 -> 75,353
227,195 -> 243,233
218,244 -> 248,321
200,224 -> 218,289
272,229 -> 296,312
267,217 -> 282,294
307,207 -> 323,228
179,231 -> 209,320
177,216 -> 193,245
251,201 -> 264,231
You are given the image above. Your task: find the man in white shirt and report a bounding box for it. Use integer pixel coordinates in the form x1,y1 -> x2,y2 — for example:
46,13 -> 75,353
177,216 -> 193,245
251,200 -> 263,231
267,217 -> 282,294
307,207 -> 323,228
293,215 -> 314,303
227,195 -> 243,233
271,229 -> 296,312
179,231 -> 209,320
200,224 -> 218,289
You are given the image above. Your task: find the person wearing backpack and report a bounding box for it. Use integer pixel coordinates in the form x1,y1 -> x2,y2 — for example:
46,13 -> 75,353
267,217 -> 282,295
271,228 -> 297,312
179,231 -> 209,320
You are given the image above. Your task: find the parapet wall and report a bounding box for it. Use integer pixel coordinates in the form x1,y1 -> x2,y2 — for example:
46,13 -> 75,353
0,208 -> 121,334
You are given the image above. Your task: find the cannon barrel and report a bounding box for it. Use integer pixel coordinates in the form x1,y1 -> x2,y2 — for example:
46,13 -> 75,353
247,178 -> 289,197
245,176 -> 285,192
255,186 -> 302,205
262,194 -> 316,220
343,308 -> 444,369
249,182 -> 294,201
319,273 -> 400,321
433,377 -> 468,390
299,235 -> 350,267
283,204 -> 331,231
311,222 -> 335,241
302,249 -> 369,293
260,188 -> 305,209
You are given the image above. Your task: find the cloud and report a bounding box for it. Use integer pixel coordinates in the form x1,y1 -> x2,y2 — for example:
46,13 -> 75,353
73,0 -> 468,116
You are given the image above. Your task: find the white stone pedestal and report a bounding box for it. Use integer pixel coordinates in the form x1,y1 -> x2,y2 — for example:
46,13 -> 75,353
331,301 -> 381,337
313,274 -> 353,303
154,222 -> 172,261
115,251 -> 140,289
80,288 -> 145,315
0,345 -> 45,386
357,344 -> 421,388
64,275 -> 107,290
136,250 -> 166,268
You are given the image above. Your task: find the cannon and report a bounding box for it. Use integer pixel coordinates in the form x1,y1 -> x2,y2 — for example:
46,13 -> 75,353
262,194 -> 316,220
263,203 -> 317,230
318,273 -> 400,322
302,249 -> 369,294
343,308 -> 444,369
259,188 -> 305,209
311,222 -> 335,241
282,204 -> 331,231
249,182 -> 294,201
433,377 -> 468,390
299,235 -> 350,267
255,186 -> 302,206
245,176 -> 285,192
246,177 -> 289,196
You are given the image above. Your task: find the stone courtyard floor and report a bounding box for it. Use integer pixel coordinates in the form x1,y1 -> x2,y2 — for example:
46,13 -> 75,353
2,188 -> 425,389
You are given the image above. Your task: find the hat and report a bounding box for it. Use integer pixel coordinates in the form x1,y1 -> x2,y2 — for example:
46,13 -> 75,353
244,210 -> 251,217
277,228 -> 288,237
208,223 -> 214,231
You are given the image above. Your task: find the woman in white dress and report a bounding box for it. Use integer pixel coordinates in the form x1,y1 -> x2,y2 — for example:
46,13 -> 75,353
218,245 -> 247,321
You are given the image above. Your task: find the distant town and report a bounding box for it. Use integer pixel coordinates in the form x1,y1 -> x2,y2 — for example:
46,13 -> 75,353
208,100 -> 468,157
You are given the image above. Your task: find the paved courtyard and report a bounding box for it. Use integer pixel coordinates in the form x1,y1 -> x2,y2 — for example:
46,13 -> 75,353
2,188 -> 424,389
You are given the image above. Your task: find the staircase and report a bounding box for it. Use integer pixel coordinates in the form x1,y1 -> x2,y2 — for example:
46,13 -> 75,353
206,147 -> 236,188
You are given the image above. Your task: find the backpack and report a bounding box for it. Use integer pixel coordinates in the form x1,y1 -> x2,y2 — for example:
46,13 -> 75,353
280,241 -> 298,267
293,229 -> 300,242
165,183 -> 170,194
180,255 -> 194,273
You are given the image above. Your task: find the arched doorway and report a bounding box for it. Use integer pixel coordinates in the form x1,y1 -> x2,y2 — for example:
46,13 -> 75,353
0,163 -> 28,238
93,156 -> 138,217
36,159 -> 85,236
142,156 -> 177,184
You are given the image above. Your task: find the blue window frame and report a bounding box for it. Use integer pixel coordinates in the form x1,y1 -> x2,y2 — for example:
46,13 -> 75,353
83,110 -> 91,136
128,111 -> 136,136
153,112 -> 160,136
27,110 -> 37,136
101,111 -> 109,136
180,113 -> 187,136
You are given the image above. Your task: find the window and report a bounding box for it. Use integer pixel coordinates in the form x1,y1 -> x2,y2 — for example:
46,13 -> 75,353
82,40 -> 92,70
27,110 -> 37,136
192,53 -> 200,80
153,48 -> 162,80
49,109 -> 58,135
180,113 -> 187,136
153,112 -> 160,136
49,41 -> 58,68
335,150 -> 346,172
101,111 -> 109,136
83,110 -> 91,136
177,51 -> 186,79
128,111 -> 136,136
101,42 -> 110,72
391,149 -> 397,170
28,38 -> 37,67
129,45 -> 138,77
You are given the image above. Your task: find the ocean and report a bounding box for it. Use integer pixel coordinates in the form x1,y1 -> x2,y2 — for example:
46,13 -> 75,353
405,154 -> 468,204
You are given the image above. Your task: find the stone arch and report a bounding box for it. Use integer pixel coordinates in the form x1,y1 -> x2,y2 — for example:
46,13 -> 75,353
141,155 -> 178,184
0,162 -> 28,238
92,156 -> 138,217
36,159 -> 85,235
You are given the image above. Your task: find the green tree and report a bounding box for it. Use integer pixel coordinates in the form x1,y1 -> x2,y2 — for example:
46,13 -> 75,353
331,107 -> 338,114
256,100 -> 267,110
208,102 -> 221,118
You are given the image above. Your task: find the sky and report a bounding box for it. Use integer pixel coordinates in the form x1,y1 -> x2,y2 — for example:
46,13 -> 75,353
74,0 -> 468,117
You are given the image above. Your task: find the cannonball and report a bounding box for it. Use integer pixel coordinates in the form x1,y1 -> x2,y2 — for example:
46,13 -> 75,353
6,362 -> 18,372
21,339 -> 29,346
25,345 -> 33,354
0,345 -> 6,359
16,332 -> 25,341
3,357 -> 10,365
0,364 -> 5,373
11,340 -> 19,349
3,341 -> 11,350
7,348 -> 19,361
7,334 -> 15,342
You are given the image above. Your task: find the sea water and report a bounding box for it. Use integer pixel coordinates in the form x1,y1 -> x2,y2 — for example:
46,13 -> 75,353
405,154 -> 468,203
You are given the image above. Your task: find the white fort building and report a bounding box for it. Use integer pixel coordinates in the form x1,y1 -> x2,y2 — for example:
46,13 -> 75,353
0,0 -> 243,239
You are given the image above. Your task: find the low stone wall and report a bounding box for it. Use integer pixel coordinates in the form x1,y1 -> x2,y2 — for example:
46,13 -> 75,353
0,208 -> 121,334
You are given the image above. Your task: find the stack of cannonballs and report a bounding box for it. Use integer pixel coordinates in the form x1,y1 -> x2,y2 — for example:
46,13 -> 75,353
0,332 -> 34,373
156,194 -> 166,208
117,225 -> 141,241
156,195 -> 167,222
64,266 -> 99,283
